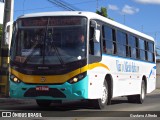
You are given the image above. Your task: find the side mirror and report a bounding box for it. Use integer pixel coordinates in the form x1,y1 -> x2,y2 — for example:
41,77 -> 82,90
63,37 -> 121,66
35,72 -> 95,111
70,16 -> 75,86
91,20 -> 100,43
94,29 -> 100,43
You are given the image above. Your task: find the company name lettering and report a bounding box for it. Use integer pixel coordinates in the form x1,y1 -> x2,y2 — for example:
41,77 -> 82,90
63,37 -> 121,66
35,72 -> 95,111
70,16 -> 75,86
116,60 -> 139,72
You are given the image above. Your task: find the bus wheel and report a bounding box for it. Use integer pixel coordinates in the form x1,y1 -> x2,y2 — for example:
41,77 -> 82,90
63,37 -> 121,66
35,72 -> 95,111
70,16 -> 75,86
91,81 -> 108,109
128,80 -> 146,104
36,100 -> 52,107
138,80 -> 146,103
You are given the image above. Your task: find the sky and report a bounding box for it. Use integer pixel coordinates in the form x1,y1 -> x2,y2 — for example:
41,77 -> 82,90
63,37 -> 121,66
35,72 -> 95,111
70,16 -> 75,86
13,0 -> 160,48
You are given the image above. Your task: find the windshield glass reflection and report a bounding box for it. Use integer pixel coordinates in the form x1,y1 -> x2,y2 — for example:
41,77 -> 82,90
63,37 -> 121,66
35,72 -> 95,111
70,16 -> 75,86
11,17 -> 87,65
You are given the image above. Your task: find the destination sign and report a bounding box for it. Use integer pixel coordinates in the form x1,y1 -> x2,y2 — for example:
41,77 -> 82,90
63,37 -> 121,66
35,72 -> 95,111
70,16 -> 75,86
21,17 -> 81,27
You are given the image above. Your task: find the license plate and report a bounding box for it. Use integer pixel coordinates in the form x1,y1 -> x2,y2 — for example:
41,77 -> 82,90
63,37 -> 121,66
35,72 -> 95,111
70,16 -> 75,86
36,86 -> 49,91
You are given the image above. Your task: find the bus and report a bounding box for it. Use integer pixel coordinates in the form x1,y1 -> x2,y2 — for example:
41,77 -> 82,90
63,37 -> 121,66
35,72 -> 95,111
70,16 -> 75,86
9,11 -> 156,109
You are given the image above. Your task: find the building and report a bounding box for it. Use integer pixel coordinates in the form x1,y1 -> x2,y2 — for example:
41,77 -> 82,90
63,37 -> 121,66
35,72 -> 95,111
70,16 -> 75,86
0,0 -> 5,24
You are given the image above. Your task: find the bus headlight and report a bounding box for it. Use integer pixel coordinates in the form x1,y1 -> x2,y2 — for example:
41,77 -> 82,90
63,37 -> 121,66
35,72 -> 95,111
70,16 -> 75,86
10,74 -> 21,83
67,72 -> 86,84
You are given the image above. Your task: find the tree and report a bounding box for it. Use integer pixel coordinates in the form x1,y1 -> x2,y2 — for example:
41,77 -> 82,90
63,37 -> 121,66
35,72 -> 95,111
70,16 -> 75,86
96,7 -> 113,20
96,7 -> 108,17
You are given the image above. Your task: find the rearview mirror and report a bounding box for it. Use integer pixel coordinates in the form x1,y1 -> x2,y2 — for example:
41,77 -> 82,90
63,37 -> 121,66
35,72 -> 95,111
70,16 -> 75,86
94,29 -> 100,43
91,20 -> 100,43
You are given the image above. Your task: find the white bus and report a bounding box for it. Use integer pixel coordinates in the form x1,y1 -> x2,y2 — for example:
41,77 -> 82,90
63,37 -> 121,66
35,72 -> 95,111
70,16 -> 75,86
10,11 -> 156,109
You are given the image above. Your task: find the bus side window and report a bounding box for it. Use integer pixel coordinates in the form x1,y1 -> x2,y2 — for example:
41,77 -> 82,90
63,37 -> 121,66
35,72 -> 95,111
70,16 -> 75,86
89,27 -> 94,55
89,24 -> 102,64
128,35 -> 137,59
147,41 -> 155,62
139,38 -> 145,60
102,25 -> 116,55
116,30 -> 127,57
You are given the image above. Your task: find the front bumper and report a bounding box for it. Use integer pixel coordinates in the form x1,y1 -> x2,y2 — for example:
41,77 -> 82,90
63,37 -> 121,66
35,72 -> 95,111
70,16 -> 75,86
9,76 -> 88,100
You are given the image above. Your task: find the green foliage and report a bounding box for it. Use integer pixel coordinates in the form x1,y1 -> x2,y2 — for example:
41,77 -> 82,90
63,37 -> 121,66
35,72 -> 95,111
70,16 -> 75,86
96,7 -> 108,17
96,7 -> 113,20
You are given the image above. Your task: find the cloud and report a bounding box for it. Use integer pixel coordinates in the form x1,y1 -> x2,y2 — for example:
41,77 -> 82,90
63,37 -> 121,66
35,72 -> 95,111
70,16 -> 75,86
134,0 -> 160,4
108,4 -> 119,11
122,5 -> 140,15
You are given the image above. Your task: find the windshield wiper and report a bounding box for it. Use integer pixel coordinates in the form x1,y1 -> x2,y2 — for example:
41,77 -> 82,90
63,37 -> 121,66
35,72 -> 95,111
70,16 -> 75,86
22,43 -> 40,65
22,18 -> 65,66
44,18 -> 65,66
49,39 -> 65,65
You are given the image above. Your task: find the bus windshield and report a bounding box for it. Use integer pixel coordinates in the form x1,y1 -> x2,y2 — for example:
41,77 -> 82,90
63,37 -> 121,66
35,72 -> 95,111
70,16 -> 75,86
11,16 -> 87,65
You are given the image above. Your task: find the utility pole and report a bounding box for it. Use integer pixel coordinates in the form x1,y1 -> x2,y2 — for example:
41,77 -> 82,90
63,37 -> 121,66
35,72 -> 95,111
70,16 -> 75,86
23,0 -> 26,14
141,25 -> 143,32
155,32 -> 157,46
0,0 -> 14,97
123,14 -> 125,25
97,0 -> 99,10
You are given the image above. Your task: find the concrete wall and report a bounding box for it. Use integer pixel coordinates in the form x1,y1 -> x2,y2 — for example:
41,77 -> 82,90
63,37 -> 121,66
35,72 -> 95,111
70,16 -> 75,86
156,60 -> 160,89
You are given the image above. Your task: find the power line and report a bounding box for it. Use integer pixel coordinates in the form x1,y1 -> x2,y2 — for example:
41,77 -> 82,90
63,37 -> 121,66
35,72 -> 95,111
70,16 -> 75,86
23,0 -> 26,14
14,6 -> 56,12
145,31 -> 160,34
48,0 -> 79,11
14,0 -> 105,12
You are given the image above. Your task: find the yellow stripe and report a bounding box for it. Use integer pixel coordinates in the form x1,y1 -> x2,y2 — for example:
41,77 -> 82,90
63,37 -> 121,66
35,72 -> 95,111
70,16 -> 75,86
10,68 -> 80,84
89,62 -> 110,71
10,62 -> 109,84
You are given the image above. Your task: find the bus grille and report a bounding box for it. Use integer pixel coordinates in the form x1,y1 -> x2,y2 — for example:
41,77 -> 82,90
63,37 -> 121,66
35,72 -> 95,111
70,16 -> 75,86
24,88 -> 66,98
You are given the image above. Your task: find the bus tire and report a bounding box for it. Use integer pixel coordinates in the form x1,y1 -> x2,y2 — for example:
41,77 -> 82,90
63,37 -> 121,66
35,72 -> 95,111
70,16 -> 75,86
128,80 -> 146,104
137,80 -> 146,103
36,100 -> 52,107
91,80 -> 108,109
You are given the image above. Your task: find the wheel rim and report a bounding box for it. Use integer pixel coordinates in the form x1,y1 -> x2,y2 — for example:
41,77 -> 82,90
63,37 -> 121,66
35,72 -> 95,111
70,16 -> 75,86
141,83 -> 145,100
101,84 -> 108,104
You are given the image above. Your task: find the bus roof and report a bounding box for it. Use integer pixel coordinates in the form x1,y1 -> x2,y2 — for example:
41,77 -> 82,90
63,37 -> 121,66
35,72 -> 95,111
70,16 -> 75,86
19,11 -> 154,42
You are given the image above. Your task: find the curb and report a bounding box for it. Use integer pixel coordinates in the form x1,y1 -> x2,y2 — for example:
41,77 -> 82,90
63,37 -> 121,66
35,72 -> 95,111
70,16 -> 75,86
0,98 -> 34,105
149,89 -> 160,95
